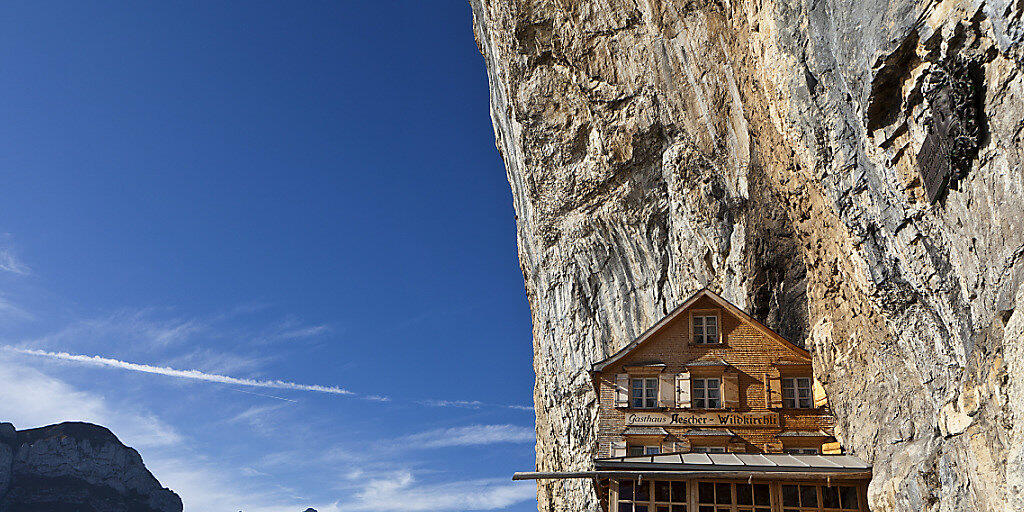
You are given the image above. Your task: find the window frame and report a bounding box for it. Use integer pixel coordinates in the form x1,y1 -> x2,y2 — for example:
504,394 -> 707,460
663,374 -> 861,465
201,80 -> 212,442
783,448 -> 821,455
689,446 -> 727,454
691,377 -> 722,409
782,377 -> 813,409
631,376 -> 660,409
691,311 -> 721,345
612,479 -> 688,512
627,444 -> 662,457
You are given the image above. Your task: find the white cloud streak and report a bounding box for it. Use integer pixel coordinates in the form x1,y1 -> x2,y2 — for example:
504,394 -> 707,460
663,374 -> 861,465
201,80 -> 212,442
418,399 -> 533,411
401,424 -> 534,448
344,472 -> 536,511
0,249 -> 30,275
6,347 -> 361,397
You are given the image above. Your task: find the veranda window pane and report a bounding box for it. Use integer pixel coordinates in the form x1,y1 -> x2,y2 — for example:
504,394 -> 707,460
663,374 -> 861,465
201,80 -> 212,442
839,486 -> 858,509
655,481 -> 670,502
715,483 -> 731,504
618,504 -> 633,512
671,482 -> 685,501
753,484 -> 770,505
782,485 -> 799,507
736,484 -> 752,505
800,485 -> 818,507
635,506 -> 648,512
698,482 -> 714,503
822,486 -> 840,508
636,481 -> 650,501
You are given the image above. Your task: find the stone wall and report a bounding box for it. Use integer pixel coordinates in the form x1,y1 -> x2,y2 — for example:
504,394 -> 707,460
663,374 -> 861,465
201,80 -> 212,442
469,0 -> 1024,510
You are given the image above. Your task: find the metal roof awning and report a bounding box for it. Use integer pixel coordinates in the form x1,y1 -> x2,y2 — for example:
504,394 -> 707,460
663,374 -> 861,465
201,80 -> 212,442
623,426 -> 669,436
512,454 -> 871,482
777,430 -> 829,437
683,428 -> 735,436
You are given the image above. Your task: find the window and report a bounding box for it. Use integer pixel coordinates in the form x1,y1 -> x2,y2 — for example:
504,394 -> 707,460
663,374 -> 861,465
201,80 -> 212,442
653,480 -> 688,512
631,378 -> 659,408
696,481 -> 732,512
782,378 -> 813,408
784,448 -> 820,455
615,480 -> 687,512
692,378 -> 721,409
692,315 -> 719,344
781,484 -> 818,512
821,485 -> 860,511
690,446 -> 726,453
736,483 -> 772,512
628,445 -> 661,456
616,479 -> 650,512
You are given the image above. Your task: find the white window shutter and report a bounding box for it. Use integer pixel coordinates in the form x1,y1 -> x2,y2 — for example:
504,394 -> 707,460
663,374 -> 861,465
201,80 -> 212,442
813,378 -> 828,408
658,373 -> 675,408
767,370 -> 782,408
615,374 -> 629,408
611,439 -> 626,457
676,371 -> 691,408
724,371 -> 740,409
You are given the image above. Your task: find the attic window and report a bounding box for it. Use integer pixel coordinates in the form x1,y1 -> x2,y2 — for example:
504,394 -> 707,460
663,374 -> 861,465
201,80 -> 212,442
692,314 -> 719,344
782,377 -> 813,408
630,378 -> 658,409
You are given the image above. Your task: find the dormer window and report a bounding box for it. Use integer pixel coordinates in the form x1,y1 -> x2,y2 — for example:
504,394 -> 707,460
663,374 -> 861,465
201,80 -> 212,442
691,377 -> 721,409
782,377 -> 812,408
630,377 -> 658,408
692,314 -> 719,344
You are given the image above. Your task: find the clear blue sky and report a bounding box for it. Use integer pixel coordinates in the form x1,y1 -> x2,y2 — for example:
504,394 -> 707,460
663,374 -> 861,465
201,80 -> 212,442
0,2 -> 538,511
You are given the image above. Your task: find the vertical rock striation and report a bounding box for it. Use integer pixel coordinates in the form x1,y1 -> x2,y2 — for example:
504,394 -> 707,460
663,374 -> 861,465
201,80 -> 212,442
469,1 -> 1024,510
0,422 -> 182,512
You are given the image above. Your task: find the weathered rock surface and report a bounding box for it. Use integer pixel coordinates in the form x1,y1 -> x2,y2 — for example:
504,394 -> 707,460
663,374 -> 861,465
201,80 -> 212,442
469,1 -> 1024,510
0,421 -> 182,512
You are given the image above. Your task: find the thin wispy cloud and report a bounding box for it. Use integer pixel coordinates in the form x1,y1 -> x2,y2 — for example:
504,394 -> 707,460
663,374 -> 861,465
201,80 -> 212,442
419,399 -> 485,409
0,249 -> 30,275
6,347 -> 366,398
400,424 -> 534,448
279,324 -> 331,339
419,399 -> 533,411
344,471 -> 536,511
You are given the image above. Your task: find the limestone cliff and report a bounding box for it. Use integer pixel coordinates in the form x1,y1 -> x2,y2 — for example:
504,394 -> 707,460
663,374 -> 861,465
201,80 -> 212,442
469,1 -> 1024,510
0,422 -> 182,512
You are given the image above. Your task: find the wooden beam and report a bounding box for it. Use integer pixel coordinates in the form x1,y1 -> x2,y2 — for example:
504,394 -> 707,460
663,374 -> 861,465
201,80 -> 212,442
512,470 -> 872,481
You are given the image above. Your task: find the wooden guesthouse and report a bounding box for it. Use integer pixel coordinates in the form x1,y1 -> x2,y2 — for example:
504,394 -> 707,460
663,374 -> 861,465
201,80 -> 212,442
514,289 -> 871,512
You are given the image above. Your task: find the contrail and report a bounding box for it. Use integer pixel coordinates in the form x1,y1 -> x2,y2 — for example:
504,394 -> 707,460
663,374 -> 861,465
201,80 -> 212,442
6,347 -> 357,396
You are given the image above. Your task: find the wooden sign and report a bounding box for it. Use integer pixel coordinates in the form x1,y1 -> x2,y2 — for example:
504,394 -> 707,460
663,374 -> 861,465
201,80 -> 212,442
626,411 -> 779,428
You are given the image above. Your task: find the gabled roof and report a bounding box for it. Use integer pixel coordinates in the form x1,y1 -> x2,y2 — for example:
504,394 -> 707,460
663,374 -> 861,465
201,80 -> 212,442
591,288 -> 810,372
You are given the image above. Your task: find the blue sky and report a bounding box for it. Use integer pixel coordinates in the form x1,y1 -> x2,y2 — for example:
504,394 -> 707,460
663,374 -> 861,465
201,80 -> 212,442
0,2 -> 539,511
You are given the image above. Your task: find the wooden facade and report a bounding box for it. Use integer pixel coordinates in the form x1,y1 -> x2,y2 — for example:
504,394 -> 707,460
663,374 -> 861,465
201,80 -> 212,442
581,289 -> 872,512
590,289 -> 838,458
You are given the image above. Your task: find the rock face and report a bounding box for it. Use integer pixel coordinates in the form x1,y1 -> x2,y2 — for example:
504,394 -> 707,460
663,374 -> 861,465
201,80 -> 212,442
0,422 -> 182,512
469,1 -> 1024,511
